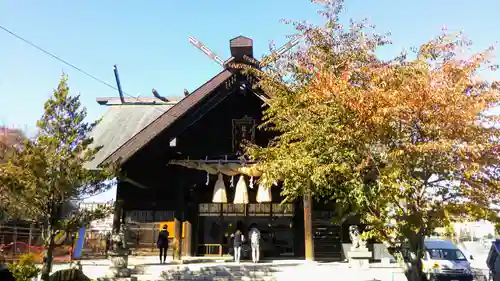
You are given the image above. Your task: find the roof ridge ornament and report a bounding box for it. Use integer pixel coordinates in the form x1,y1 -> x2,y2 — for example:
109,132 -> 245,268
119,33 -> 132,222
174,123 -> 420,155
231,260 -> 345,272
188,36 -> 225,67
188,35 -> 300,71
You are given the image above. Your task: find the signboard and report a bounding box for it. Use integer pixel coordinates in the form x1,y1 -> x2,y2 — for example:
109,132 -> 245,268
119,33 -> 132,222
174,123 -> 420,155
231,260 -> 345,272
232,115 -> 256,153
54,230 -> 67,245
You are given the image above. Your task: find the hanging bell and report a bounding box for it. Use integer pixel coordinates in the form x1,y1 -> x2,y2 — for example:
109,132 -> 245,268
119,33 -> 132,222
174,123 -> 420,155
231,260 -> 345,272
233,175 -> 249,204
212,173 -> 228,203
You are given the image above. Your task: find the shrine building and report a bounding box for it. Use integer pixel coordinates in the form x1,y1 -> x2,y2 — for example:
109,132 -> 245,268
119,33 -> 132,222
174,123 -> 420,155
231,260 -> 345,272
88,36 -> 388,262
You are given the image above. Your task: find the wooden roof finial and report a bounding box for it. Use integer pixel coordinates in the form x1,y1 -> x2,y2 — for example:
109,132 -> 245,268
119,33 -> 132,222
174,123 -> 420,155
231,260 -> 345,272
230,36 -> 253,63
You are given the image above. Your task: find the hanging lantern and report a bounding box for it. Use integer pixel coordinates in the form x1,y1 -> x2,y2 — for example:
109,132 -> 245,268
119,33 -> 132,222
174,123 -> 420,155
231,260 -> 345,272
212,173 -> 228,203
256,178 -> 272,203
233,175 -> 249,204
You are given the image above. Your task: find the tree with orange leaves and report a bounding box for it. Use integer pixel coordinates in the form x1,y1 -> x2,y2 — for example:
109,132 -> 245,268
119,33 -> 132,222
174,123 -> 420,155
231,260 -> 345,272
0,126 -> 25,163
0,126 -> 26,223
246,0 -> 499,280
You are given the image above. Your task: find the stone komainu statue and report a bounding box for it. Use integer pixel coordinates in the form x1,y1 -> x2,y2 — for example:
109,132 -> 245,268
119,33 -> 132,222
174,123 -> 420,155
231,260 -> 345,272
111,223 -> 129,251
349,225 -> 366,249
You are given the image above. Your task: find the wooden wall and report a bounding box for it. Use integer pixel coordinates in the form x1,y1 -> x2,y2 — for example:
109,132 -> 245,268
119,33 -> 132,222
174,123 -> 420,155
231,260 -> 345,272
117,74 -> 276,214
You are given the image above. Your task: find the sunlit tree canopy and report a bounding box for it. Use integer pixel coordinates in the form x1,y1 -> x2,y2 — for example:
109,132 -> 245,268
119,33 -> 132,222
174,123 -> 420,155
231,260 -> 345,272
245,0 -> 499,280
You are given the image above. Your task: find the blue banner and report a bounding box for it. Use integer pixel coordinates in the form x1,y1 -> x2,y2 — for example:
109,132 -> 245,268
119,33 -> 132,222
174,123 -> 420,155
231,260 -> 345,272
72,227 -> 86,259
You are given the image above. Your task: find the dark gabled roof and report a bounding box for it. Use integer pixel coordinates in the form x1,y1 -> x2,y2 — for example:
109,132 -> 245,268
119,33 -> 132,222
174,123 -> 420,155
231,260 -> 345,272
102,69 -> 234,166
85,103 -> 175,170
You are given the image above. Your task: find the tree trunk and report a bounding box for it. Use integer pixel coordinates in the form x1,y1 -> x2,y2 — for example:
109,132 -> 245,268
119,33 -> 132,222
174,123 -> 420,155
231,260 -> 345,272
406,234 -> 426,281
407,258 -> 425,281
40,222 -> 56,281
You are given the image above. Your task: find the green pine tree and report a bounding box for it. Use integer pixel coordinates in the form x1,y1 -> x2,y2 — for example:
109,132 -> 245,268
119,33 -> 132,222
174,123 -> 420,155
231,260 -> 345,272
0,75 -> 118,281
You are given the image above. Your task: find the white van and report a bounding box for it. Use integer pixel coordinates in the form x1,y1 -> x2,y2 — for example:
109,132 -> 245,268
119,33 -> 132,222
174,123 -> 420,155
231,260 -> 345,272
421,239 -> 474,281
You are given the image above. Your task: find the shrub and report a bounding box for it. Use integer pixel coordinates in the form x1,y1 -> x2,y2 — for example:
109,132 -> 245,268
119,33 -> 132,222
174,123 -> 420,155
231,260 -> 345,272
8,253 -> 41,281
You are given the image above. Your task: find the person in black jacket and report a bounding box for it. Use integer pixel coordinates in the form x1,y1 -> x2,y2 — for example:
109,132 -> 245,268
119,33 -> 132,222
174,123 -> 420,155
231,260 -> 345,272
157,225 -> 169,264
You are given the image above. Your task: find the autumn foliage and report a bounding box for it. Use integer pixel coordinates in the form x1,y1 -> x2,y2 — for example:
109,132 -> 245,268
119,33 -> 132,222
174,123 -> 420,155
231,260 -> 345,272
0,126 -> 25,163
246,0 -> 499,280
0,126 -> 25,222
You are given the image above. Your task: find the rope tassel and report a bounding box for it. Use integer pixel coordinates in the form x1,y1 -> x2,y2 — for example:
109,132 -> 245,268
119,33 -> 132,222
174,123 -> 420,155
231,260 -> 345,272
212,173 -> 228,203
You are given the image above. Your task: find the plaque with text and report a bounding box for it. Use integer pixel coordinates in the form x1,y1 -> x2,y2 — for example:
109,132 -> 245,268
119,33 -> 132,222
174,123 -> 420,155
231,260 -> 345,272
232,115 -> 256,153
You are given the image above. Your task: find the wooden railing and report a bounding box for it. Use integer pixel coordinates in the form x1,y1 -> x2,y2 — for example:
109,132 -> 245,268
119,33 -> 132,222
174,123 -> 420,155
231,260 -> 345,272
197,244 -> 223,257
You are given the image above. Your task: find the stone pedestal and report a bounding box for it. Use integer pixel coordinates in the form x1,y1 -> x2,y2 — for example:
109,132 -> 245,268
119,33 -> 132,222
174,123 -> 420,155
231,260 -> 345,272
97,249 -> 137,281
347,247 -> 372,269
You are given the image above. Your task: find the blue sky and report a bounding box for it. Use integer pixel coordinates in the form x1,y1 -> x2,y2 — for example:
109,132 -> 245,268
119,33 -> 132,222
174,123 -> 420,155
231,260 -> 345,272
1,0 -> 498,202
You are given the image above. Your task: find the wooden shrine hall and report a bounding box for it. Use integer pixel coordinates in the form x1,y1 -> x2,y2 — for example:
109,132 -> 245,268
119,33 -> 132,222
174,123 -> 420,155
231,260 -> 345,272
88,35 -> 374,262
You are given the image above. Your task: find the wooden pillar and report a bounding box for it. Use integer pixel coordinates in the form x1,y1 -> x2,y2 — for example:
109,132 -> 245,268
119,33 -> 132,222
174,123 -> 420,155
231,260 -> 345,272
112,200 -> 124,234
303,184 -> 314,261
183,221 -> 192,257
173,216 -> 182,260
173,166 -> 185,260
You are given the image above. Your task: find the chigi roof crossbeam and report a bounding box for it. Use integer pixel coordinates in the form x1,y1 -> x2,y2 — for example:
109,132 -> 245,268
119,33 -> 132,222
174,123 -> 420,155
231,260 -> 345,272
188,34 -> 300,70
107,34 -> 299,106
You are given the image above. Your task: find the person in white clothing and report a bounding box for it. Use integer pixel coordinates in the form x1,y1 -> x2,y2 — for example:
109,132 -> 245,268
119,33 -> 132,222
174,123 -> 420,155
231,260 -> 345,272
249,224 -> 261,263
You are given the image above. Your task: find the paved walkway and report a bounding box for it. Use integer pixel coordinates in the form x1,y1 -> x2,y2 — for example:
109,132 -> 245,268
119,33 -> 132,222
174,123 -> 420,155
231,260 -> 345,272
49,253 -> 491,281
51,257 -> 407,281
46,241 -> 493,280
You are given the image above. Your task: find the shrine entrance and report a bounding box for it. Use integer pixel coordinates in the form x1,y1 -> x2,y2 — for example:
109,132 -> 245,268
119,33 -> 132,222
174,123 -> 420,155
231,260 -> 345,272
90,34 -> 315,261
197,203 -> 296,258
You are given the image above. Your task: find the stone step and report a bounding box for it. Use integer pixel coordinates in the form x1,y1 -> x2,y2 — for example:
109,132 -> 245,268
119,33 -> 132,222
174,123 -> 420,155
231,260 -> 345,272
157,265 -> 281,281
57,258 -> 306,280
132,275 -> 277,281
